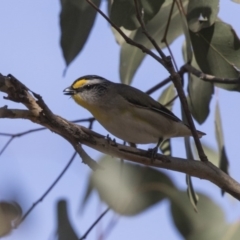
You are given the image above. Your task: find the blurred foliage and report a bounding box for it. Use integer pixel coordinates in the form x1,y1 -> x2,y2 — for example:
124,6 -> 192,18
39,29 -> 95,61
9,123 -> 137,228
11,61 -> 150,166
0,201 -> 22,237
56,200 -> 79,240
80,156 -> 240,240
2,0 -> 240,239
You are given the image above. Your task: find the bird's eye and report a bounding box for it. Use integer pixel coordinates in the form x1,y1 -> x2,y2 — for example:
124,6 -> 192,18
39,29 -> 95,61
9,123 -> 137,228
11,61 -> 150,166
85,84 -> 92,90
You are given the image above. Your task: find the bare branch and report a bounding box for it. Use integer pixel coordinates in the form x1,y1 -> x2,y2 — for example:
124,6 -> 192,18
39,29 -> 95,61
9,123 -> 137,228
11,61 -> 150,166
182,64 -> 240,84
85,0 -> 166,67
133,0 -> 167,60
80,207 -> 110,240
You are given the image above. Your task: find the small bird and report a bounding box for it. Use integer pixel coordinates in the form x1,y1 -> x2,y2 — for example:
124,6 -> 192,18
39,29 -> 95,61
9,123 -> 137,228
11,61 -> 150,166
63,75 -> 205,155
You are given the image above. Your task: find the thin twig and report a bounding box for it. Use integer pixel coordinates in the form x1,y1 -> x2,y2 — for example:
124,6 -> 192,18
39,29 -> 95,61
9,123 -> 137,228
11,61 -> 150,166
79,207 -> 110,240
145,77 -> 172,95
160,0 -> 179,71
182,64 -> 240,84
20,151 -> 77,224
161,0 -> 175,44
133,0 -> 167,60
0,138 -> 14,156
0,117 -> 95,155
85,0 -> 166,67
164,95 -> 178,108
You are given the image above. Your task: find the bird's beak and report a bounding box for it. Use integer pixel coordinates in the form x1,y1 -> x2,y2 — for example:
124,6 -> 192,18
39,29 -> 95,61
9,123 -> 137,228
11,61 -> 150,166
63,87 -> 75,96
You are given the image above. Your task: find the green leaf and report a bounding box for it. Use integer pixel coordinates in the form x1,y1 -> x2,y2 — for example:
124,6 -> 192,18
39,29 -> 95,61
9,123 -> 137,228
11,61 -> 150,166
181,106 -> 199,212
186,175 -> 199,212
215,102 -> 229,195
60,0 -> 100,67
190,21 -> 240,91
192,141 -> 219,166
157,83 -> 175,156
110,0 -> 165,30
57,200 -> 79,240
182,41 -> 213,124
119,0 -> 188,84
0,202 -> 22,237
180,11 -> 193,62
159,139 -> 171,156
187,0 -> 219,32
171,192 -> 228,240
188,56 -> 213,124
158,84 -> 176,110
84,156 -> 176,215
120,41 -> 145,85
183,137 -> 199,212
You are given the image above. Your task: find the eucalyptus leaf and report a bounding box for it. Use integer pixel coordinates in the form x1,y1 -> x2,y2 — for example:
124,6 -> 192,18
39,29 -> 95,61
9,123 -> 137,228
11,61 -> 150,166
119,0 -> 188,84
159,139 -> 171,156
215,102 -> 229,192
187,0 -> 219,32
182,40 -> 213,124
158,84 -> 176,156
190,21 -> 240,91
171,192 -> 229,240
110,0 -> 165,30
192,141 -> 219,166
158,84 -> 176,110
120,41 -> 145,85
60,0 -> 100,67
56,200 -> 79,240
187,54 -> 213,124
83,156 -> 176,215
181,105 -> 199,211
186,175 -> 199,212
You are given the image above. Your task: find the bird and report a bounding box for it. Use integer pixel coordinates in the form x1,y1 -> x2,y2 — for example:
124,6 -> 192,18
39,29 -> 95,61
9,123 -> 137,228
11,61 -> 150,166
63,75 -> 205,156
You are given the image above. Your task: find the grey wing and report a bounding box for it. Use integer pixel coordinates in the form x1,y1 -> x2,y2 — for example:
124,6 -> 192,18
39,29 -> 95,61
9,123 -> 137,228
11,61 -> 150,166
117,83 -> 182,122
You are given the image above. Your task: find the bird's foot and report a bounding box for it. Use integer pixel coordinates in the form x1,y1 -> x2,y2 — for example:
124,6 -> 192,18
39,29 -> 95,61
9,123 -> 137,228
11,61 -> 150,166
147,146 -> 158,162
147,138 -> 163,163
106,134 -> 117,146
106,134 -> 112,143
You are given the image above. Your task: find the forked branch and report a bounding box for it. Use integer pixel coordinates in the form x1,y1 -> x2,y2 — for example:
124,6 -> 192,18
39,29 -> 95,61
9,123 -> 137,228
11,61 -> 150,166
1,74 -> 240,200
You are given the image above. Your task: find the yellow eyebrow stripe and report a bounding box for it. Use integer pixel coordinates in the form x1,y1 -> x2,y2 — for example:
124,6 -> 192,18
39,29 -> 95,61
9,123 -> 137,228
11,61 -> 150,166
72,79 -> 88,89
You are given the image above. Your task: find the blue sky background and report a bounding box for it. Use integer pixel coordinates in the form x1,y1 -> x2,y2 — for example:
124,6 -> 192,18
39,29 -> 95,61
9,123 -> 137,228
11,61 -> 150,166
0,0 -> 240,239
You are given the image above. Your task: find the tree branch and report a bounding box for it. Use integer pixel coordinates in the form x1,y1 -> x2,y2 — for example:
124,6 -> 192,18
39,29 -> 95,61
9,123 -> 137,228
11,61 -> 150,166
1,74 -> 240,200
182,64 -> 240,84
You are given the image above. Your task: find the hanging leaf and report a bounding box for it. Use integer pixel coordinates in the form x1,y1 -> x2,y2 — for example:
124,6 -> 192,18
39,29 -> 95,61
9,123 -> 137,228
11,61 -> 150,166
187,0 -> 219,32
157,84 -> 176,156
188,56 -> 213,124
60,0 -> 100,67
158,84 -> 176,110
120,40 -> 145,85
119,0 -> 188,84
215,102 -> 230,195
181,105 -> 199,211
186,175 -> 199,212
170,192 -> 240,240
82,156 -> 176,215
110,0 -> 165,30
159,139 -> 171,156
56,200 -> 79,240
190,21 -> 240,91
192,141 -> 219,166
